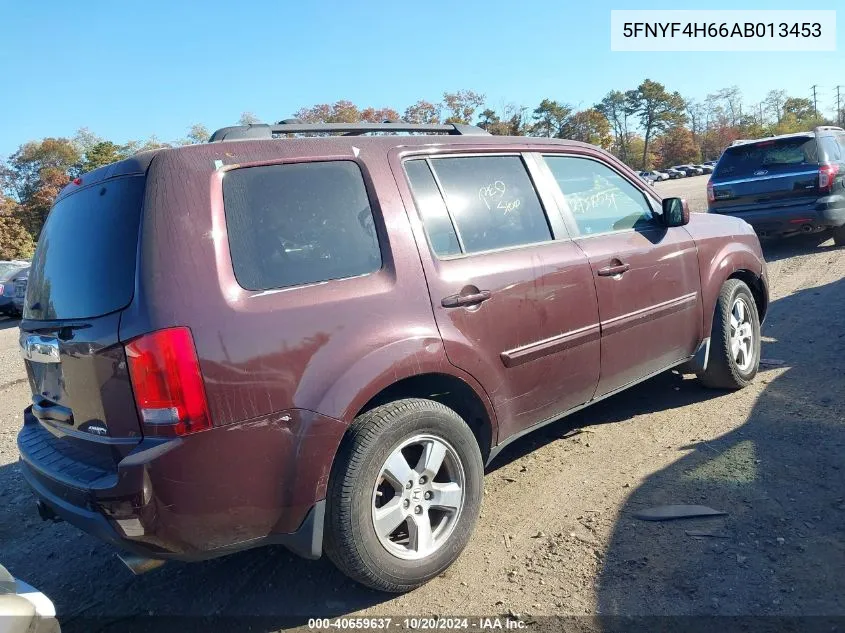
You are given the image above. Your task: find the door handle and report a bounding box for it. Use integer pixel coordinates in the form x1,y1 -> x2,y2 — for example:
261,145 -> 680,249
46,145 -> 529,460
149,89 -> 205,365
442,290 -> 492,308
597,263 -> 630,277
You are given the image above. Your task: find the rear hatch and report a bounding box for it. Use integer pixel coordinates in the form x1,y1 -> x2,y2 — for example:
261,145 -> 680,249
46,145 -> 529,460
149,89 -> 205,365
709,135 -> 822,213
19,175 -> 146,474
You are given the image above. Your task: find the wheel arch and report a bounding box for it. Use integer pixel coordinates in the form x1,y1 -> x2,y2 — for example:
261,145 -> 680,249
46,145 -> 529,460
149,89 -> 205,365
355,373 -> 496,463
700,244 -> 768,335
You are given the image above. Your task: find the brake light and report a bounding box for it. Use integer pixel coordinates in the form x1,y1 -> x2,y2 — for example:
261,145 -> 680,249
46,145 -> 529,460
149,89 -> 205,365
707,180 -> 715,203
125,327 -> 211,436
819,163 -> 840,191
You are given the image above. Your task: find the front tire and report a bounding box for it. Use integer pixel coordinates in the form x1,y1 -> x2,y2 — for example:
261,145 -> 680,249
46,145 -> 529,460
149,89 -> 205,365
324,399 -> 484,592
698,279 -> 761,389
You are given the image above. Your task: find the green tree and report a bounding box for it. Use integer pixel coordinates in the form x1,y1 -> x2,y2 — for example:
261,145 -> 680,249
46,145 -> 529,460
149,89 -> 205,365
403,100 -> 441,124
530,99 -> 572,138
782,97 -> 815,122
627,79 -> 687,169
596,91 -> 632,161
82,141 -> 124,171
441,90 -> 485,125
182,124 -> 210,145
562,109 -> 612,148
477,108 -> 500,131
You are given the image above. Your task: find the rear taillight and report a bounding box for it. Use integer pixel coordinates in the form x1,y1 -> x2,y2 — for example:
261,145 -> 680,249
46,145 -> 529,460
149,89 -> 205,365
706,180 -> 715,203
125,327 -> 211,437
819,163 -> 840,192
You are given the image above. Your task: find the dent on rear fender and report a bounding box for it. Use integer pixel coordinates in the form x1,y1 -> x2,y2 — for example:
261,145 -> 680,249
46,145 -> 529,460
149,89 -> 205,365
142,408 -> 346,549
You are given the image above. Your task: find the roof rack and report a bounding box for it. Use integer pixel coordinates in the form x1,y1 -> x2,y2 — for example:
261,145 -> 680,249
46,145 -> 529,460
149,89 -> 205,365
208,120 -> 491,142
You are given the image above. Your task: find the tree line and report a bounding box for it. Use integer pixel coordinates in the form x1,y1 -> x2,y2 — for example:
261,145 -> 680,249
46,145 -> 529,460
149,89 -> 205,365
2,80 -> 841,259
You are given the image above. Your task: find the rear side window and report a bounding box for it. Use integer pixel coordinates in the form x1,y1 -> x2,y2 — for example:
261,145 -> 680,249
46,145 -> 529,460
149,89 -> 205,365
406,156 -> 551,256
25,176 -> 145,320
405,160 -> 461,257
223,161 -> 381,291
820,136 -> 842,161
715,137 -> 819,179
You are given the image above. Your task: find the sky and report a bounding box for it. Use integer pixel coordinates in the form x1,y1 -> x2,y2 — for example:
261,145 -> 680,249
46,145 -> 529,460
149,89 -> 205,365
0,0 -> 843,158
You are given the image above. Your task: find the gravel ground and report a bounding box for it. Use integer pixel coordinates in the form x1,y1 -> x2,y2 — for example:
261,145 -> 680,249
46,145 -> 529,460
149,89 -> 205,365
0,175 -> 843,632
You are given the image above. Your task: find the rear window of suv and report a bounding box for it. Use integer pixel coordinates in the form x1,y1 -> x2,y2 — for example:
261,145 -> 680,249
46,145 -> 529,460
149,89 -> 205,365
223,161 -> 382,291
714,136 -> 820,179
25,176 -> 145,321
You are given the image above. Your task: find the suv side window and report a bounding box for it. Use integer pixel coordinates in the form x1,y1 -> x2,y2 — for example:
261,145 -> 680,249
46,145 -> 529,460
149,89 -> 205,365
223,160 -> 382,291
543,155 -> 654,236
820,136 -> 842,161
406,156 -> 552,256
404,160 -> 462,257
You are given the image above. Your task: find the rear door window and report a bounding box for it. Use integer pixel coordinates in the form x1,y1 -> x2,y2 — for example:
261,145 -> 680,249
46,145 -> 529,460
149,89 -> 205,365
714,137 -> 820,179
25,176 -> 145,320
406,156 -> 552,256
223,161 -> 382,291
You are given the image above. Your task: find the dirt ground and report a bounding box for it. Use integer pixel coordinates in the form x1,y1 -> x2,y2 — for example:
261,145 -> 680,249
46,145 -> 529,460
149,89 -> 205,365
1,174 -> 843,632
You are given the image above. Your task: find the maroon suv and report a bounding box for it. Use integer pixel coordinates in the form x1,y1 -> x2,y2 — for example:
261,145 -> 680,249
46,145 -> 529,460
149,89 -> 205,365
17,121 -> 768,592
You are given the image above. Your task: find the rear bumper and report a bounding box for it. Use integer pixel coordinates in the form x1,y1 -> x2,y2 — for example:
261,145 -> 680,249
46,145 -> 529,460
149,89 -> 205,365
17,407 -> 345,562
708,194 -> 845,236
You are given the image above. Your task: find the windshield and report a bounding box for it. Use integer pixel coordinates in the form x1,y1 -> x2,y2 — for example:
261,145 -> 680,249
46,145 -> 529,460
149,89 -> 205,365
715,137 -> 819,179
24,176 -> 145,320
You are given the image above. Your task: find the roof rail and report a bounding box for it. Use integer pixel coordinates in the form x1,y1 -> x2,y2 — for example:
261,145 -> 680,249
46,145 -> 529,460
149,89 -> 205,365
208,121 -> 491,142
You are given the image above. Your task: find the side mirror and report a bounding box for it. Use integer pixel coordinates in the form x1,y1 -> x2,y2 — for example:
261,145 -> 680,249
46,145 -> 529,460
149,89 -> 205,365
661,197 -> 690,227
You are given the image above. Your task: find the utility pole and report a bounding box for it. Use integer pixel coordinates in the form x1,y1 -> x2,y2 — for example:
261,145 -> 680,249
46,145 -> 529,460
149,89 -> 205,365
811,85 -> 819,118
836,86 -> 843,125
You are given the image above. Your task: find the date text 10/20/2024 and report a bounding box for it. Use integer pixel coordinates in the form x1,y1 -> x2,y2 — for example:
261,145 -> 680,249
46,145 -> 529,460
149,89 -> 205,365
308,617 -> 528,630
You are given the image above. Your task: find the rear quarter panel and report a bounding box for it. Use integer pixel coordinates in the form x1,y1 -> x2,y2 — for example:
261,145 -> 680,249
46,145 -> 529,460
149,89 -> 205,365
118,142 -> 499,535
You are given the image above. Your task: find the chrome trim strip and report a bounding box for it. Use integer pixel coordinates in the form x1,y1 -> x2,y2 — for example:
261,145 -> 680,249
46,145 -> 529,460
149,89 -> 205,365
21,335 -> 60,364
500,323 -> 601,368
712,170 -> 819,187
601,292 -> 699,337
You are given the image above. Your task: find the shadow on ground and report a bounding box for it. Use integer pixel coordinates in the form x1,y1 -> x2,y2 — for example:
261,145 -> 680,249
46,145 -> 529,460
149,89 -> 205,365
596,276 -> 845,623
759,230 -> 837,263
0,316 -> 20,331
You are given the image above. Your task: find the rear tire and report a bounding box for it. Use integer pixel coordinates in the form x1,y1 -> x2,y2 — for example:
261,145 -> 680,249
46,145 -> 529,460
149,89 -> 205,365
833,225 -> 845,247
324,398 -> 484,592
698,279 -> 761,390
